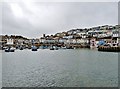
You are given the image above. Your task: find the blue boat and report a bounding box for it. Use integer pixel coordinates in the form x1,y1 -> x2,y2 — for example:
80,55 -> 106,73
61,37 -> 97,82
40,45 -> 48,49
98,40 -> 105,46
50,46 -> 58,50
31,46 -> 37,51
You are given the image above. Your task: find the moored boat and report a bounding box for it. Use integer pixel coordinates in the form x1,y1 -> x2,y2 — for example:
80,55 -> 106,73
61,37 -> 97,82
54,47 -> 58,50
5,47 -> 15,52
50,47 -> 54,50
31,46 -> 37,51
19,46 -> 23,50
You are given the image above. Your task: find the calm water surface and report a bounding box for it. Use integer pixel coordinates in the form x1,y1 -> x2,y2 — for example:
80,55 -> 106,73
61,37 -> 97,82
0,51 -> 2,88
2,49 -> 118,87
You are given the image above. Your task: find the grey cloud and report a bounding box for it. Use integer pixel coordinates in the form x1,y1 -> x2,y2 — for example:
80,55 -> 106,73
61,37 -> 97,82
2,2 -> 118,38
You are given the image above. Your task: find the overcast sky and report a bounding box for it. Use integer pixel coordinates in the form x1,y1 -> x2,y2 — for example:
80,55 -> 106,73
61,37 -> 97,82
1,1 -> 118,38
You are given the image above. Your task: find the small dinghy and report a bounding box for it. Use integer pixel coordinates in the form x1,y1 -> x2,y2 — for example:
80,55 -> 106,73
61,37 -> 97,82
31,46 -> 37,51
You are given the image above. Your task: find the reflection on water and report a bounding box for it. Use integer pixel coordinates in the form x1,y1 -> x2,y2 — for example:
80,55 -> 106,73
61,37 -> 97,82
0,50 -> 2,88
2,49 -> 118,87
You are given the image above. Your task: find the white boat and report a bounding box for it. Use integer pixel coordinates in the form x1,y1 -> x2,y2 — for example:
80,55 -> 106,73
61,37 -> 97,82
50,46 -> 58,50
5,47 -> 15,52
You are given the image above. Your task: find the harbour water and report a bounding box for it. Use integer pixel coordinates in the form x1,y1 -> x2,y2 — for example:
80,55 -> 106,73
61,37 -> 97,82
0,51 -> 2,88
2,49 -> 118,87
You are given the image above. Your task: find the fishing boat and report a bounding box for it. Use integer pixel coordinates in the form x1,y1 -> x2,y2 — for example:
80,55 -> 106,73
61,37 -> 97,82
60,46 -> 67,49
54,46 -> 58,50
31,46 -> 37,51
2,47 -> 7,50
50,46 -> 58,50
19,46 -> 23,50
40,45 -> 48,49
5,47 -> 15,52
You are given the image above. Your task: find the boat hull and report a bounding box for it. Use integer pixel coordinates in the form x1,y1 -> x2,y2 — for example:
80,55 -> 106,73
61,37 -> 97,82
32,49 -> 37,51
5,49 -> 15,52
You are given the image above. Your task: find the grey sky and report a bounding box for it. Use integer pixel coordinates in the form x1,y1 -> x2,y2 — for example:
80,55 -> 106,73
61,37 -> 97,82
2,2 -> 118,38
